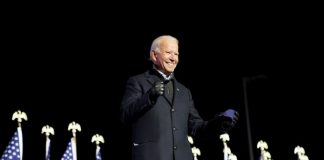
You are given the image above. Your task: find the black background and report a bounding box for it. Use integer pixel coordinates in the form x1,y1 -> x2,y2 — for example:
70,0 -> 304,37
1,6 -> 322,160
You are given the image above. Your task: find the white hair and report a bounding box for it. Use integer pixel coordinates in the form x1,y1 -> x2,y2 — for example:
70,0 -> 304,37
150,35 -> 178,53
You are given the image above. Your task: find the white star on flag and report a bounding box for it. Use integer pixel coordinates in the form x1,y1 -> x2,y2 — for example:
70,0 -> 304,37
61,142 -> 73,160
1,131 -> 21,160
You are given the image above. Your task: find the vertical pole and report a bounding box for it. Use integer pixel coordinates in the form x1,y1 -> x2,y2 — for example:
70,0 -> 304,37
243,77 -> 254,160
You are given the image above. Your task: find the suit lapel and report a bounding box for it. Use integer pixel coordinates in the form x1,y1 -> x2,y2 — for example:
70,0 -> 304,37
145,70 -> 160,85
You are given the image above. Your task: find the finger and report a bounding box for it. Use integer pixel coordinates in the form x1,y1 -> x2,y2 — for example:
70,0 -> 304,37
233,116 -> 238,122
235,112 -> 239,118
232,119 -> 237,124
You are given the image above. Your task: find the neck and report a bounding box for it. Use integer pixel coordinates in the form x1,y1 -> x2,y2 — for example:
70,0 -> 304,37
152,65 -> 173,81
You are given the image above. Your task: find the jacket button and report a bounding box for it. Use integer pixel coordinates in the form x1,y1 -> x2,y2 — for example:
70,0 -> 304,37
173,127 -> 176,131
171,108 -> 175,112
173,146 -> 177,150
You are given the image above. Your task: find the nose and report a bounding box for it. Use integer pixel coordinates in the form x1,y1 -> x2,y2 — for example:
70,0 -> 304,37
170,55 -> 174,60
169,53 -> 176,61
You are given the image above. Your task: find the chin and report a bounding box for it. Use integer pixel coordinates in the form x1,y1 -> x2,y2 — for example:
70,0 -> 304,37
166,70 -> 174,74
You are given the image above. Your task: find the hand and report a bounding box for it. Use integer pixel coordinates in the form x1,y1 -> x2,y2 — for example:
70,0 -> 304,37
206,109 -> 239,133
149,81 -> 164,102
221,109 -> 239,124
220,109 -> 239,131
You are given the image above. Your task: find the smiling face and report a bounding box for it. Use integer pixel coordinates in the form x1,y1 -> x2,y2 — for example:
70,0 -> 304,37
150,36 -> 179,75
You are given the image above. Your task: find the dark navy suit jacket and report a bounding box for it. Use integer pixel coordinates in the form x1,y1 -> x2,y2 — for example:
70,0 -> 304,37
121,69 -> 207,160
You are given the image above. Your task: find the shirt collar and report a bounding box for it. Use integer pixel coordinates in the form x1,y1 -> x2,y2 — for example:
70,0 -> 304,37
153,65 -> 174,81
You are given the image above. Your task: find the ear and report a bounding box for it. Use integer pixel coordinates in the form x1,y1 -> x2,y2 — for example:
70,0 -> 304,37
150,50 -> 157,62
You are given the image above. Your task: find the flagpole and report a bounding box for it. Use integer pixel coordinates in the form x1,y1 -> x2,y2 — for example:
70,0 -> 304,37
68,121 -> 81,160
91,134 -> 105,160
243,75 -> 267,160
17,127 -> 23,160
12,110 -> 28,160
187,136 -> 201,160
71,137 -> 77,160
294,146 -> 309,160
46,138 -> 50,159
96,146 -> 101,158
257,140 -> 272,160
220,133 -> 230,160
42,125 -> 54,160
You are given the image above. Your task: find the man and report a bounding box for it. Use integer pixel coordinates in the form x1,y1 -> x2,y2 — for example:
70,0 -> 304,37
121,35 -> 238,160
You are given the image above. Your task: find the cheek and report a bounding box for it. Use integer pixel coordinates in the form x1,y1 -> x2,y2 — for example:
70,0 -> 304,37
175,58 -> 179,63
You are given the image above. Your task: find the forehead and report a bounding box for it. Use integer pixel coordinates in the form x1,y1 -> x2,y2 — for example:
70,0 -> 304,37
160,39 -> 178,50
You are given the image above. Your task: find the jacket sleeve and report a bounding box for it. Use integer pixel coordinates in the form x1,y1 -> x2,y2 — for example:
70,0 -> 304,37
187,89 -> 208,136
187,89 -> 230,136
120,77 -> 154,125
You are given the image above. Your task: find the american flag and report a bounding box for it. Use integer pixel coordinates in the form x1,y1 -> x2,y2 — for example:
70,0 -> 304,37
61,142 -> 73,160
96,146 -> 102,160
1,131 -> 21,160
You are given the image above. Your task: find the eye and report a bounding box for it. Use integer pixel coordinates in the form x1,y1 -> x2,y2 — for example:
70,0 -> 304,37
165,51 -> 179,56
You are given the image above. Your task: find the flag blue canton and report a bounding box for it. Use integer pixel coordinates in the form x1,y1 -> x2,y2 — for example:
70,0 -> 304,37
96,147 -> 102,160
61,142 -> 73,160
1,131 -> 20,160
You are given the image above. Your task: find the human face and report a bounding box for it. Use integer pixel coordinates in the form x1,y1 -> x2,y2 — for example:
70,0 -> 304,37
152,39 -> 179,75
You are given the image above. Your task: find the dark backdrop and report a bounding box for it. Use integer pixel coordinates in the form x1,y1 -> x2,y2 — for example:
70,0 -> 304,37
1,9 -> 322,160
